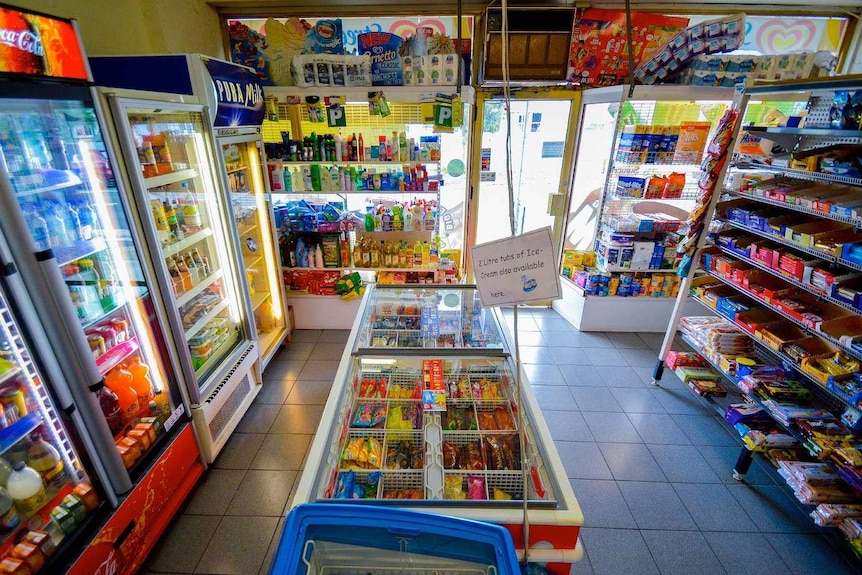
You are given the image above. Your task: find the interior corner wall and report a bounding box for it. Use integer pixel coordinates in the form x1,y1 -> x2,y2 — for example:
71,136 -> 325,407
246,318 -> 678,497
22,0 -> 224,59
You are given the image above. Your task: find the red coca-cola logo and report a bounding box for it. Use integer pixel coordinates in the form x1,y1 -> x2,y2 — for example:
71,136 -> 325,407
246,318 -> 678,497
0,27 -> 43,56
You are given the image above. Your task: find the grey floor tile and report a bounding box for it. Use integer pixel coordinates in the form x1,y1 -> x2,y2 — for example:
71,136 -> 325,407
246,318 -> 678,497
562,365 -> 607,387
651,387 -> 714,415
638,332 -> 666,350
583,412 -> 642,443
531,385 -> 579,411
290,329 -> 322,343
704,532 -> 791,575
648,444 -> 721,483
258,518 -> 285,575
308,342 -> 348,362
543,410 -> 593,442
609,332 -> 651,349
508,316 -> 539,331
672,414 -> 740,446
518,345 -> 558,364
556,441 -> 613,480
523,363 -> 566,385
235,403 -> 282,434
214,433 -> 266,470
270,403 -> 325,434
579,527 -> 659,575
297,360 -> 340,381
764,533 -> 856,575
273,342 -> 314,362
673,483 -> 758,532
147,513 -> 220,573
262,360 -> 304,382
550,347 -> 593,365
184,469 -> 246,515
226,470 -> 297,516
599,443 -> 667,482
568,552 -> 594,575
254,378 -> 295,405
284,380 -> 334,405
508,330 -> 546,346
617,481 -> 698,531
251,433 -> 313,470
697,445 -> 776,485
570,331 -> 614,348
593,366 -> 646,388
542,331 -> 582,348
618,347 -> 662,368
586,347 -> 628,367
635,365 -> 683,387
528,306 -> 558,318
609,388 -> 667,413
196,515 -> 279,574
570,479 -> 637,528
627,413 -> 691,445
641,530 -> 726,575
534,318 -> 573,332
727,484 -> 818,534
570,387 -> 623,412
317,329 -> 351,343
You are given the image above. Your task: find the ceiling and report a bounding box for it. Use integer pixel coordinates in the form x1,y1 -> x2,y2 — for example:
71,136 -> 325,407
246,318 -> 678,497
210,0 -> 862,16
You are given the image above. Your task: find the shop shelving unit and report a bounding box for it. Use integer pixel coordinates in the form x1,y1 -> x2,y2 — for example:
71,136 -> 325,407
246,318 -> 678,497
654,76 -> 862,561
554,85 -> 733,332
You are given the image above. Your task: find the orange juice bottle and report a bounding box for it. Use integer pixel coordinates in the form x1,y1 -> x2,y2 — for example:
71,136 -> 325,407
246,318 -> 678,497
126,357 -> 154,416
104,366 -> 138,427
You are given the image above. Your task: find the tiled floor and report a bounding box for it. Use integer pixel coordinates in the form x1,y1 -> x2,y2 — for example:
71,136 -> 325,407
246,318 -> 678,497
141,309 -> 859,575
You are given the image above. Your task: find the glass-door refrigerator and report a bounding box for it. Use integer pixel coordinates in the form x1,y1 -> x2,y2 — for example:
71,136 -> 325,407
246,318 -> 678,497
0,5 -> 204,575
95,94 -> 260,463
89,54 -> 288,369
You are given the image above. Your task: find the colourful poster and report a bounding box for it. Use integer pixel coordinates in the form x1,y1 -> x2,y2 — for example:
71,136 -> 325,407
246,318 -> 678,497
0,6 -> 87,80
568,9 -> 688,87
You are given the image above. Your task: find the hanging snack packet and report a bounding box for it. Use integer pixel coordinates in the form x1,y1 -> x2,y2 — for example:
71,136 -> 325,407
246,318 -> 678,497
467,475 -> 487,500
445,475 -> 465,499
443,442 -> 460,469
462,440 -> 485,470
663,172 -> 686,199
645,175 -> 667,199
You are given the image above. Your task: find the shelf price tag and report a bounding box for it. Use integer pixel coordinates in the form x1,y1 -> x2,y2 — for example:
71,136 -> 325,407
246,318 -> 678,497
422,359 -> 446,411
471,227 -> 561,307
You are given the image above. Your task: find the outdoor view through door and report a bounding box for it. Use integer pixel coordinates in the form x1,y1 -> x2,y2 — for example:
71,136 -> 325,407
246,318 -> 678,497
475,99 -> 572,245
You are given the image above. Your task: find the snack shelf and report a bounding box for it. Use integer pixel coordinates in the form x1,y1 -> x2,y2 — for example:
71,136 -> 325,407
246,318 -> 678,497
281,161 -> 441,167
271,189 -> 440,195
184,300 -> 230,339
598,265 -> 678,274
143,168 -> 198,189
283,266 -> 351,272
175,270 -> 224,308
0,411 -> 42,456
95,336 -> 140,376
689,293 -> 854,410
161,228 -> 214,259
726,190 -> 862,227
744,125 -> 862,139
703,268 -> 862,363
722,219 -> 862,272
13,176 -> 83,198
712,245 -> 862,316
733,162 -> 862,188
55,238 -> 109,268
610,161 -> 704,173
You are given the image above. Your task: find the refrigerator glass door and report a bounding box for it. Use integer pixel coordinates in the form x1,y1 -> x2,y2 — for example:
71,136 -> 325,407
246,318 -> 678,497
0,97 -> 183,472
222,140 -> 284,361
355,287 -> 506,351
121,106 -> 247,389
0,284 -> 104,560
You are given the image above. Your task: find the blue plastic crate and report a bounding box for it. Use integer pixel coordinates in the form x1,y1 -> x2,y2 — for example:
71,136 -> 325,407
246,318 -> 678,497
271,504 -> 521,575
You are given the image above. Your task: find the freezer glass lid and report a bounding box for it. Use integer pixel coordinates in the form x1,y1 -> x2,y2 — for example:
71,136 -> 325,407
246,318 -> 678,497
356,286 -> 505,350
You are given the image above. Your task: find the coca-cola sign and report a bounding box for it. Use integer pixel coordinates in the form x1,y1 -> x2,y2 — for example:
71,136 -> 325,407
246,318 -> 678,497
0,6 -> 87,79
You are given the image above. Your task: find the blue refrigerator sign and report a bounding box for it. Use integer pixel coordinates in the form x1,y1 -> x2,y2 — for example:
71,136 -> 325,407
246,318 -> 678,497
202,57 -> 265,128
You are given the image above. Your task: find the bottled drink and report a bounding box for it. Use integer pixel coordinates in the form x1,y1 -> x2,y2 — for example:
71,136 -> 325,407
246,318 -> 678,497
26,431 -> 66,490
192,249 -> 207,275
400,242 -> 410,268
0,485 -> 19,532
0,457 -> 12,488
46,204 -> 69,248
369,241 -> 380,268
77,201 -> 97,240
422,241 -> 431,267
153,391 -> 171,419
26,205 -> 50,251
173,198 -> 185,228
182,185 -> 202,229
7,461 -> 46,516
105,366 -> 138,427
77,259 -> 104,301
96,385 -> 123,435
352,243 -> 362,268
167,260 -> 184,296
186,252 -> 201,282
126,357 -> 154,417
382,241 -> 393,268
151,199 -> 169,232
174,255 -> 193,290
413,241 -> 423,268
360,238 -> 371,268
94,253 -> 118,310
64,264 -> 101,321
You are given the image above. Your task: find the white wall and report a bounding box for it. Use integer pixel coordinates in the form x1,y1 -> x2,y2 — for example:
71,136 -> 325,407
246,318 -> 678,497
24,0 -> 225,58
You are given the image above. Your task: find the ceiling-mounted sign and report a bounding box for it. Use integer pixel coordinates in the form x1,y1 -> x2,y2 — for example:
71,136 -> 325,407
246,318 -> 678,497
202,57 -> 265,128
0,6 -> 87,80
471,227 -> 561,307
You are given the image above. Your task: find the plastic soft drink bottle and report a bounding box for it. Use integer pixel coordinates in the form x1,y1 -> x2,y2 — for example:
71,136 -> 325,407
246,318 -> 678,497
126,357 -> 155,417
26,431 -> 66,490
96,385 -> 123,435
105,366 -> 139,427
7,461 -> 46,515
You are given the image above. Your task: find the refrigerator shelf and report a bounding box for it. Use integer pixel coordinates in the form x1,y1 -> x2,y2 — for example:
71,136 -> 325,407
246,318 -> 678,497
251,291 -> 270,311
175,270 -> 224,308
225,165 -> 248,174
13,176 -> 83,199
80,299 -> 127,331
162,228 -> 214,259
244,255 -> 263,271
0,366 -> 21,387
237,223 -> 259,236
144,168 -> 199,189
95,336 -> 140,376
55,238 -> 109,268
0,411 -> 42,456
185,300 -> 230,339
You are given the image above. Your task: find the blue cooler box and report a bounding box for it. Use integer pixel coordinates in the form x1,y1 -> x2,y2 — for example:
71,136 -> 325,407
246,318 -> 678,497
271,503 -> 521,575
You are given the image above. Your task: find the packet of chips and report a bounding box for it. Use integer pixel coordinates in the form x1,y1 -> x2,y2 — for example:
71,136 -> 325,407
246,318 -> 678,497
467,475 -> 487,500
445,475 -> 465,499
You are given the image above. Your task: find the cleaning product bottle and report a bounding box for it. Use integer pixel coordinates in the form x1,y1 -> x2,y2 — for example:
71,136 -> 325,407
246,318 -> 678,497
295,237 -> 307,268
291,167 -> 304,192
7,461 -> 45,516
404,206 -> 414,232
430,237 -> 439,265
314,244 -> 324,268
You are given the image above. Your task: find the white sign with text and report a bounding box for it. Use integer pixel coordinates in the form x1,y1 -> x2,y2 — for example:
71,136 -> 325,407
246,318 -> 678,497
471,227 -> 561,307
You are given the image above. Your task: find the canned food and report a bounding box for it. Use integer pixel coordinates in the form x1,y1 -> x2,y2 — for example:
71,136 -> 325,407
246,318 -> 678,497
109,317 -> 130,342
86,332 -> 106,358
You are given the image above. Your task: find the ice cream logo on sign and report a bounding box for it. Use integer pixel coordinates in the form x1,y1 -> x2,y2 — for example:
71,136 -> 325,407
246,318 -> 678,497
756,19 -> 816,53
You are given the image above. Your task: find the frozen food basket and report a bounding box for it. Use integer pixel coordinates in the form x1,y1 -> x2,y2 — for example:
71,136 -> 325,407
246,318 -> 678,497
270,503 -> 521,575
